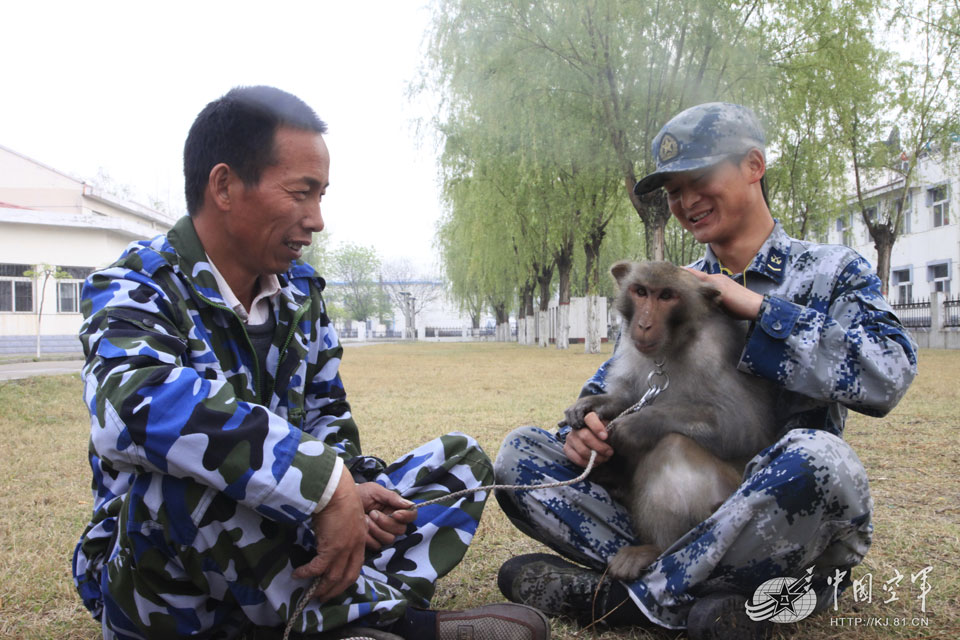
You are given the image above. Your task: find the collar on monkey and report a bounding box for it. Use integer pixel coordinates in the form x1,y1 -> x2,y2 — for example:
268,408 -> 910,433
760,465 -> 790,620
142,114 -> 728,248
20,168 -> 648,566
617,359 -> 669,421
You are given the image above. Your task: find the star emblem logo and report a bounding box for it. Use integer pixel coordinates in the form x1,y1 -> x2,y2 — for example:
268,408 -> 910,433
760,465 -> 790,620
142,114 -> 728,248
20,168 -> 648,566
658,134 -> 679,163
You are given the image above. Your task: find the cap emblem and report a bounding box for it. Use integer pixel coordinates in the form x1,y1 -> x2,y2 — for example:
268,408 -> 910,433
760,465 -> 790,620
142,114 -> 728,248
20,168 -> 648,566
658,133 -> 679,163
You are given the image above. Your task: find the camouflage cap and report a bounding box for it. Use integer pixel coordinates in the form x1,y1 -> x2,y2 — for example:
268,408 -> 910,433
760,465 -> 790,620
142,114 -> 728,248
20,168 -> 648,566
634,102 -> 765,195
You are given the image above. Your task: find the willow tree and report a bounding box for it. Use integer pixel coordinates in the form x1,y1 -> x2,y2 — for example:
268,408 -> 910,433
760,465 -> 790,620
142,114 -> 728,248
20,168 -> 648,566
818,0 -> 959,295
436,0 -> 779,258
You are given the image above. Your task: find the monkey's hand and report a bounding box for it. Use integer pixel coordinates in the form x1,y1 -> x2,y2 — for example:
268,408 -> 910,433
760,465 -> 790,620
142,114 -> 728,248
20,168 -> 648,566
562,393 -> 618,430
607,405 -> 720,460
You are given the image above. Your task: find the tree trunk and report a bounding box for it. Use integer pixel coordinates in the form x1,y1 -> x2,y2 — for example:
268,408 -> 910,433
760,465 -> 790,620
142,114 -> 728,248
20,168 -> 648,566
635,190 -> 670,260
873,230 -> 895,298
34,271 -> 52,359
536,264 -> 553,348
494,302 -> 508,342
555,240 -> 573,350
525,282 -> 536,345
583,232 -> 605,354
557,303 -> 570,350
585,295 -> 602,354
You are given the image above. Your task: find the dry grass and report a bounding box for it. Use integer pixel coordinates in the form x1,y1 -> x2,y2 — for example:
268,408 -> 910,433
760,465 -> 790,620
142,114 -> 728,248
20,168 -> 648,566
0,343 -> 957,639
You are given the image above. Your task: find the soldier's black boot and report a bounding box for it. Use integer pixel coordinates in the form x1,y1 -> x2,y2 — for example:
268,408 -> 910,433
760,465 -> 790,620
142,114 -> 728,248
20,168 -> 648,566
497,553 -> 650,628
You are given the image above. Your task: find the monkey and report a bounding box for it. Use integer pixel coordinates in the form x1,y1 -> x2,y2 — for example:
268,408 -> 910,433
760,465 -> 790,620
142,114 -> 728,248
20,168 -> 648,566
562,260 -> 779,581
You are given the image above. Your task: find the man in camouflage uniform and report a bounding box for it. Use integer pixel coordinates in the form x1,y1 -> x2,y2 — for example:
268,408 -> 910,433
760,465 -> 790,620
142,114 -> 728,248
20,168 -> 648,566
72,86 -> 549,640
494,103 -> 918,639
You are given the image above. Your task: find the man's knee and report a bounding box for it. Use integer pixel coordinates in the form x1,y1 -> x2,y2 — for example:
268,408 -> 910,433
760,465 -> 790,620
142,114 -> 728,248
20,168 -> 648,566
749,428 -> 871,517
494,425 -> 560,483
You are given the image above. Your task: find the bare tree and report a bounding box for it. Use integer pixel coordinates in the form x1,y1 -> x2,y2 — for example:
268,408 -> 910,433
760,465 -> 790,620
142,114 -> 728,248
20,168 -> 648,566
380,259 -> 443,338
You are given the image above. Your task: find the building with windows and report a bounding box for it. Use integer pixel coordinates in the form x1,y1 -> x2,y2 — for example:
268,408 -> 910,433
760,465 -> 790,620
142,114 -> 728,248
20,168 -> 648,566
0,144 -> 175,355
825,151 -> 958,303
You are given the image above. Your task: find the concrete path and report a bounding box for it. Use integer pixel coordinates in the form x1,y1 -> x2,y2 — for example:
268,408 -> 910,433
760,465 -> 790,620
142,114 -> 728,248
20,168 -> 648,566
0,359 -> 85,381
0,340 -> 393,382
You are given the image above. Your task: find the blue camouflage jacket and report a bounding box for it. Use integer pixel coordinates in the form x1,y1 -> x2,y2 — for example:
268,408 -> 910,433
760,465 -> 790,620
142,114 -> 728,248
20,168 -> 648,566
580,222 -> 918,438
73,215 -> 358,614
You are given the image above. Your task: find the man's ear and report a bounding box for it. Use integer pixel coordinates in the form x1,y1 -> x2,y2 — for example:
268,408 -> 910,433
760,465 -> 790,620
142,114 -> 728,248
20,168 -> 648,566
207,163 -> 234,212
742,148 -> 766,186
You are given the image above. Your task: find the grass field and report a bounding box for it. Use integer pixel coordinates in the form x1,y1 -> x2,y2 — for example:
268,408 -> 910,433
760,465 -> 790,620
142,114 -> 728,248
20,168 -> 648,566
0,342 -> 957,639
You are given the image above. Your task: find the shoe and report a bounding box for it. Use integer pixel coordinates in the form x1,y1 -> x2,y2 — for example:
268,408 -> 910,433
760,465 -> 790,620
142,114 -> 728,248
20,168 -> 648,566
436,603 -> 550,640
497,553 -> 616,626
316,625 -> 404,640
256,624 -> 402,640
686,593 -> 772,640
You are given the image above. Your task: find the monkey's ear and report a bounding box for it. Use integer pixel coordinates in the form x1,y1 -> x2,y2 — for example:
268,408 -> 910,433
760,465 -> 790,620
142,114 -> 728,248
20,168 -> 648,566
699,281 -> 722,306
610,261 -> 634,287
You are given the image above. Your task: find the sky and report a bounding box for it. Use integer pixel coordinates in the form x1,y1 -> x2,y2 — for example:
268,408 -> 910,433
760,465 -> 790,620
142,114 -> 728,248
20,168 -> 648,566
0,1 -> 444,273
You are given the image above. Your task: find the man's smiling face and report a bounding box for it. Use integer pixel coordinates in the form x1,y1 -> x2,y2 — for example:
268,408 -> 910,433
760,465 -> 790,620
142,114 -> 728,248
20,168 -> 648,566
224,126 -> 329,278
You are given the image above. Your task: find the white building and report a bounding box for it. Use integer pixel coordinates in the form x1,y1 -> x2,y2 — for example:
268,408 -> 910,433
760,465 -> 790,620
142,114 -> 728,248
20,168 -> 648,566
0,144 -> 175,355
825,152 -> 958,303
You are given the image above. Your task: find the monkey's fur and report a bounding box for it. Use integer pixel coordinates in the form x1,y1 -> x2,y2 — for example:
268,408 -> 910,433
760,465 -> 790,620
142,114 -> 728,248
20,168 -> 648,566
563,260 -> 779,580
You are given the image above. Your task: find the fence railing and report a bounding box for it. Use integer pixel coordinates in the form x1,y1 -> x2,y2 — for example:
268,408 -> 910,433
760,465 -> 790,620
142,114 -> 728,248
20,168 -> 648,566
943,296 -> 960,328
891,299 -> 932,328
369,330 -> 403,338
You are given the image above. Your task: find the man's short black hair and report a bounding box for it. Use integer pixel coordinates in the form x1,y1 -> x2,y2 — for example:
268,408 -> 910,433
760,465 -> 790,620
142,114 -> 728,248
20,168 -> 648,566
183,85 -> 327,215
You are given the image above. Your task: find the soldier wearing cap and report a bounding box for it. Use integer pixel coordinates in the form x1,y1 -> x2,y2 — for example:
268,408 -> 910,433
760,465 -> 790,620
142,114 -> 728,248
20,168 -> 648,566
493,102 -> 917,639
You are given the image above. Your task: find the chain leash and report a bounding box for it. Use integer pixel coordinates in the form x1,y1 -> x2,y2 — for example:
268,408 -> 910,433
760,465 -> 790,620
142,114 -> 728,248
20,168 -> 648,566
282,362 -> 669,640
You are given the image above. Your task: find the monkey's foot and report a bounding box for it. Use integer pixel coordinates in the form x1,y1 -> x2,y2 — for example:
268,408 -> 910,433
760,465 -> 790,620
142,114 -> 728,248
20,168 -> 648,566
606,544 -> 660,581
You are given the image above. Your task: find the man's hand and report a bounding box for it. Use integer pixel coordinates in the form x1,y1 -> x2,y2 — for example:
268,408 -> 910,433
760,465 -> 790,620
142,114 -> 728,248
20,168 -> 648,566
684,268 -> 764,320
292,470 -> 366,602
563,412 -> 614,467
356,482 -> 417,550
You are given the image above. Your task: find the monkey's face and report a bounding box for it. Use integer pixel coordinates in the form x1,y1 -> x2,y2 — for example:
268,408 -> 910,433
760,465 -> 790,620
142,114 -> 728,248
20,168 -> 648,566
624,281 -> 685,355
611,261 -> 716,358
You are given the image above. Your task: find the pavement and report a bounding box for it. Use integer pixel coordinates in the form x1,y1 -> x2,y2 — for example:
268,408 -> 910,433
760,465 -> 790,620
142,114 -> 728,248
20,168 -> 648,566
0,359 -> 85,381
0,341 -> 395,382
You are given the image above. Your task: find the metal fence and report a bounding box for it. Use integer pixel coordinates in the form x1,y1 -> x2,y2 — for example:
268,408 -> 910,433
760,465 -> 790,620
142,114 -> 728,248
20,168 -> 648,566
944,296 -> 960,328
424,326 -> 467,337
891,299 -> 931,328
369,330 -> 403,338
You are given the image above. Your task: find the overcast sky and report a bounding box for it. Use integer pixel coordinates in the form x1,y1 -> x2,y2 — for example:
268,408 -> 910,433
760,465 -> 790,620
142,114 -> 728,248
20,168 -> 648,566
0,1 -> 444,273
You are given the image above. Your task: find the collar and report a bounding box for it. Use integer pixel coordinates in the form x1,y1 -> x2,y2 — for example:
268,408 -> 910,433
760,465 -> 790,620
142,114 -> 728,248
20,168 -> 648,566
166,216 -> 300,318
205,253 -> 281,324
700,220 -> 791,284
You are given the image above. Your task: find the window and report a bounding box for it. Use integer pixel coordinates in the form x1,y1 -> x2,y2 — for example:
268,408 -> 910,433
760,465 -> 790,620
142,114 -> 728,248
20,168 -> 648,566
57,281 -> 81,313
836,215 -> 853,246
892,268 -> 913,303
929,185 -> 949,227
0,263 -> 34,312
56,267 -> 93,314
928,262 -> 951,295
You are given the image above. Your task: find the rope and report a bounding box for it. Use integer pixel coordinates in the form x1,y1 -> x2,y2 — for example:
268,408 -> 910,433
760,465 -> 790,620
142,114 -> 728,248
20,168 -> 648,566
281,454 -> 600,640
282,366 -> 669,640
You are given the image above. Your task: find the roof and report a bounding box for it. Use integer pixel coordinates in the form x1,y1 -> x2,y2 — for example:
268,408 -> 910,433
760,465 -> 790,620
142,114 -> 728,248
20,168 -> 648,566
0,201 -> 33,210
0,142 -> 85,185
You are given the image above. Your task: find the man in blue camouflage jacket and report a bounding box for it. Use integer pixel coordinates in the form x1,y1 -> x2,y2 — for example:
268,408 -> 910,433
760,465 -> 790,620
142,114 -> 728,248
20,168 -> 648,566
494,103 -> 918,640
73,86 -> 549,640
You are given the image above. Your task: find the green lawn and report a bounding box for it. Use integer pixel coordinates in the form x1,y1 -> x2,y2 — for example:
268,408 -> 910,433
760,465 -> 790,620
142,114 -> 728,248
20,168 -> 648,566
1,342 -> 956,639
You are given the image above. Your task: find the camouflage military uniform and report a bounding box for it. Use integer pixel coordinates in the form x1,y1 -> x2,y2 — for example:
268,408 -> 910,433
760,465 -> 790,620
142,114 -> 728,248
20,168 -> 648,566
73,216 -> 493,639
495,221 -> 917,628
